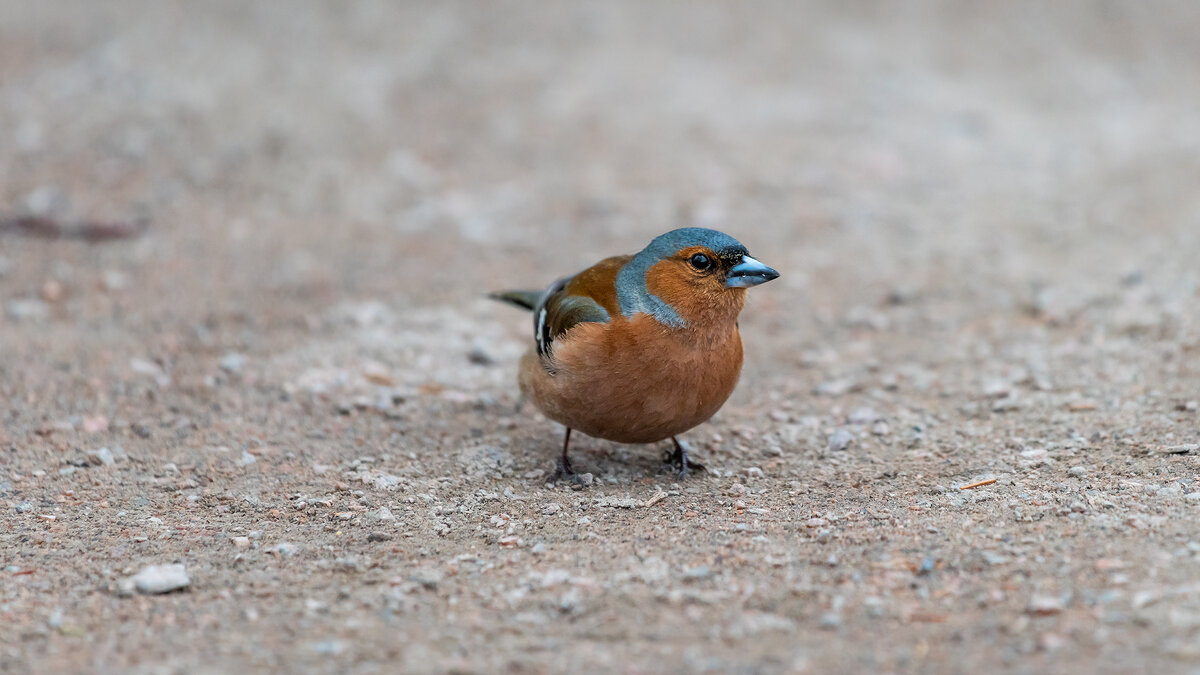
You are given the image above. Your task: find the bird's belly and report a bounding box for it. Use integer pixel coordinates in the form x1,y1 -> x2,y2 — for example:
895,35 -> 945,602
519,321 -> 744,444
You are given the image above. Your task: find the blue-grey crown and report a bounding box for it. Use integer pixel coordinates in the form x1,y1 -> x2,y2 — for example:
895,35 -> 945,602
639,227 -> 749,261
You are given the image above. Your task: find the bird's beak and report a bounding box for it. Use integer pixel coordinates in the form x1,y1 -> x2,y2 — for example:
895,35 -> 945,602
726,256 -> 779,288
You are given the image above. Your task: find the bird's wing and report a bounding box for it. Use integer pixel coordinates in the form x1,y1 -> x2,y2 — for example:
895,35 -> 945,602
534,255 -> 631,360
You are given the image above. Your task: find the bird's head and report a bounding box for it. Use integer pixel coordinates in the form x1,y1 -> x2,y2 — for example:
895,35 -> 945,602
616,227 -> 779,328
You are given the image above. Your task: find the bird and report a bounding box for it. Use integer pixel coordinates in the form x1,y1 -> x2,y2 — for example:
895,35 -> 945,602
490,227 -> 779,480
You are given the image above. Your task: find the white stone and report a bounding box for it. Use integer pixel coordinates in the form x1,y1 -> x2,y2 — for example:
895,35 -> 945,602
132,564 -> 190,594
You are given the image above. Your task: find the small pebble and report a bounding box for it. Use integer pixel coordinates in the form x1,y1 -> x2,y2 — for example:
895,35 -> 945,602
467,346 -> 495,366
847,407 -> 878,425
100,269 -> 129,291
310,640 -> 347,655
1028,595 -> 1065,615
992,397 -> 1021,412
24,184 -> 68,214
815,378 -> 857,397
269,542 -> 299,557
1068,466 -> 1087,478
1040,632 -> 1069,651
81,415 -> 109,434
411,568 -> 441,590
981,551 -> 1009,566
827,429 -> 854,452
87,448 -> 116,466
128,564 -> 190,595
5,298 -> 50,322
39,280 -> 64,303
219,353 -> 246,374
130,358 -> 166,380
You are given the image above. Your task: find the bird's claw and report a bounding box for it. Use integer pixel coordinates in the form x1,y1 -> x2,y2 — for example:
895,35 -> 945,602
664,443 -> 706,479
546,456 -> 587,486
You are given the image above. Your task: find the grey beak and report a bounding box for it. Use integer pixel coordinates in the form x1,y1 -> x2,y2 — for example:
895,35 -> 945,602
726,255 -> 779,288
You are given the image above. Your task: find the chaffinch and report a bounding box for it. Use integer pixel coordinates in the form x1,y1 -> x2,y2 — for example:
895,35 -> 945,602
492,227 -> 779,480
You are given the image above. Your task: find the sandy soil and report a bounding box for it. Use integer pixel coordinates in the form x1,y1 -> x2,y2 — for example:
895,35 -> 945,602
2,2 -> 1200,673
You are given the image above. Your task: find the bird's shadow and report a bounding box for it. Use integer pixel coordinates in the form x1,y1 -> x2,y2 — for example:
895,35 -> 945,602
529,436 -> 706,487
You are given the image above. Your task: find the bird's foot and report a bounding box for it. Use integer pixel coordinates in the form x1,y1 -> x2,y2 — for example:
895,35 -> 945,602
664,441 -> 706,480
546,456 -> 589,487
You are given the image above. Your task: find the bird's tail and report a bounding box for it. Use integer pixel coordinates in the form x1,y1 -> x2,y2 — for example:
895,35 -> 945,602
487,290 -> 541,312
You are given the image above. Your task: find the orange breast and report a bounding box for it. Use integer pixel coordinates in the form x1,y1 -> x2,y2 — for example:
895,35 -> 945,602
518,314 -> 744,444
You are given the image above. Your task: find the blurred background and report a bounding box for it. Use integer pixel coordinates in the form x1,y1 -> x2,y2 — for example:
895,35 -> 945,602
4,2 -> 1198,325
3,2 -> 1200,673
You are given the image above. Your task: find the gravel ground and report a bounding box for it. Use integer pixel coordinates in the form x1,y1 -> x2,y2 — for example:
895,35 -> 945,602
3,2 -> 1200,673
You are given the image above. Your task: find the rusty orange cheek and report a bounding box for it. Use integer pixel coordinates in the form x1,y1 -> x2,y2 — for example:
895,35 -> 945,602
645,260 -> 722,320
646,260 -> 692,303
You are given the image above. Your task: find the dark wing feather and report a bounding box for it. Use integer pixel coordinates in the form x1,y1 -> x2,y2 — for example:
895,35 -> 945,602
488,290 -> 542,311
534,276 -> 611,362
493,255 -> 628,370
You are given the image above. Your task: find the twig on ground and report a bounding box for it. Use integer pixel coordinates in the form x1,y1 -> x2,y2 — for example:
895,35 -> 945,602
1,215 -> 149,242
642,490 -> 667,507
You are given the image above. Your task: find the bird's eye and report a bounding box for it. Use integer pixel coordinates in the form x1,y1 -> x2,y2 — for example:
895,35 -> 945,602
689,253 -> 713,271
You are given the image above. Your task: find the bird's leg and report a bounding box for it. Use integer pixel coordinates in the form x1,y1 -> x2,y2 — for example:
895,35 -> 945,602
665,436 -> 706,479
549,428 -> 579,482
